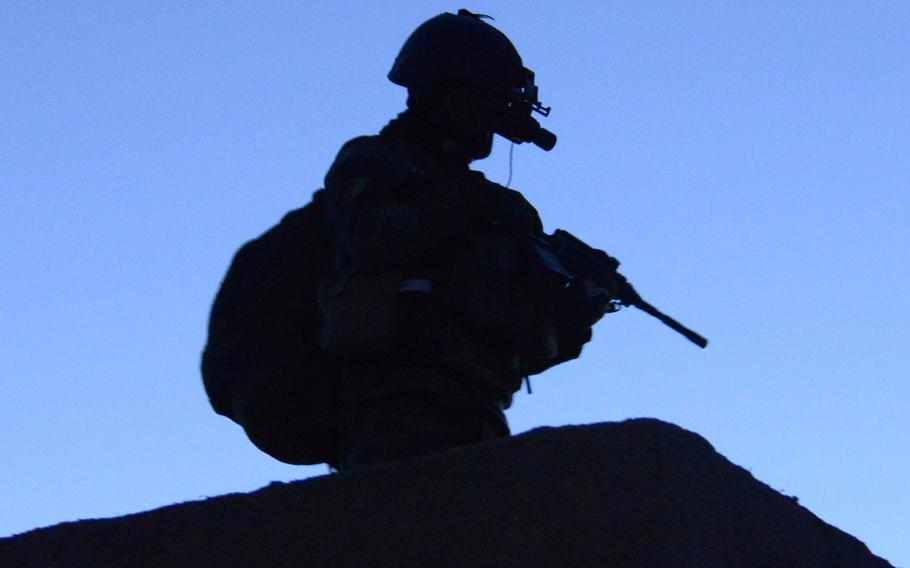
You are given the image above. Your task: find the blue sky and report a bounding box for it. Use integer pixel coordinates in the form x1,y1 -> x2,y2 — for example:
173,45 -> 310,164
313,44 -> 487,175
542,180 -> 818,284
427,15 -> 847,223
2,2 -> 908,564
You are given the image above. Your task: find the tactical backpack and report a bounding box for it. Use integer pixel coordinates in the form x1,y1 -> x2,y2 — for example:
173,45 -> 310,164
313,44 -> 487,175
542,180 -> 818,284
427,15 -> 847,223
201,189 -> 341,466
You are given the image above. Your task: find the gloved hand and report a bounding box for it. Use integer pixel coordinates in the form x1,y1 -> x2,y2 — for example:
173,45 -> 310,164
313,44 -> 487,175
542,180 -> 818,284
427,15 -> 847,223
579,277 -> 614,325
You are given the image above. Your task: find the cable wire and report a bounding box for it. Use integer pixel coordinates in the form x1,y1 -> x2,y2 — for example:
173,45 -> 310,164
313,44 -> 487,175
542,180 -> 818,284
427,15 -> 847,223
505,142 -> 515,188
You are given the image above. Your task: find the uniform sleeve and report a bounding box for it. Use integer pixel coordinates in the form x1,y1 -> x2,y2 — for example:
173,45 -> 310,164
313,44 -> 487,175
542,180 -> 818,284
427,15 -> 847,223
323,138 -> 486,270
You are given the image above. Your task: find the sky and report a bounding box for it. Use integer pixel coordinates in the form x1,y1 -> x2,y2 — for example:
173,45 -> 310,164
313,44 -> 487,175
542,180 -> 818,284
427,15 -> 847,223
1,1 -> 908,564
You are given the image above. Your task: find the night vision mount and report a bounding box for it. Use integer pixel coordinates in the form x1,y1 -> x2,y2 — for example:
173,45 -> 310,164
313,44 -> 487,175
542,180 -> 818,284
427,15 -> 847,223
497,67 -> 557,151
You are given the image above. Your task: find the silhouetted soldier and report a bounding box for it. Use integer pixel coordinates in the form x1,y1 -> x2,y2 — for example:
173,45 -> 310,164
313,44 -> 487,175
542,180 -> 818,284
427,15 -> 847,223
317,10 -> 610,469
203,10 -> 611,471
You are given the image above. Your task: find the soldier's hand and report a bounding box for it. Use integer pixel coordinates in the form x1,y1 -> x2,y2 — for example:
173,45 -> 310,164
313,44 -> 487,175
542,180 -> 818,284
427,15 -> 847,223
580,278 -> 614,324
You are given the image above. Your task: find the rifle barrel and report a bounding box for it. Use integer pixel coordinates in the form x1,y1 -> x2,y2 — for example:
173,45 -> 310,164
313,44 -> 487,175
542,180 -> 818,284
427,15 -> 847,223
633,299 -> 708,349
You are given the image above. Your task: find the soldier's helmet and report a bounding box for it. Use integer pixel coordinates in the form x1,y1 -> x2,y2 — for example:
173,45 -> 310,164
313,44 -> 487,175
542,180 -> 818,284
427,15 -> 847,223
389,9 -> 556,151
388,9 -> 525,95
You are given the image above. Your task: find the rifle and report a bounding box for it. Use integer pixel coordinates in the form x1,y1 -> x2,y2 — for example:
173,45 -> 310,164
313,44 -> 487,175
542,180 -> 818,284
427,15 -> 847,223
541,229 -> 708,349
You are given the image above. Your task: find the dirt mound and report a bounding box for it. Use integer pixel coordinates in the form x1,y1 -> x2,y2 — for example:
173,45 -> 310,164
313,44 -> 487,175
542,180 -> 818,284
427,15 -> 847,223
0,419 -> 894,567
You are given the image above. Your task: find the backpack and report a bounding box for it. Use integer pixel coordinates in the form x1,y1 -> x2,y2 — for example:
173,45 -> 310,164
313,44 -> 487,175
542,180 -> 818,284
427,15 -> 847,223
201,189 -> 341,466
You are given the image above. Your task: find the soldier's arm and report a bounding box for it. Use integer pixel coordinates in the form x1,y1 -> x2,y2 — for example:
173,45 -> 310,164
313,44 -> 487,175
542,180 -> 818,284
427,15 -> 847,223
523,283 -> 604,376
323,138 -> 486,269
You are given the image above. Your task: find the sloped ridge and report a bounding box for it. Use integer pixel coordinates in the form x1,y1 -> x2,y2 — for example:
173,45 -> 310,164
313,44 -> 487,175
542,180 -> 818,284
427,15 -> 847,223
1,419 -> 894,567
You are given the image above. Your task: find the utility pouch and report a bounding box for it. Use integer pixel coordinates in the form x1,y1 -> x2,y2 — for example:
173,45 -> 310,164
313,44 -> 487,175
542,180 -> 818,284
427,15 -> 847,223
450,236 -> 535,336
317,271 -> 401,356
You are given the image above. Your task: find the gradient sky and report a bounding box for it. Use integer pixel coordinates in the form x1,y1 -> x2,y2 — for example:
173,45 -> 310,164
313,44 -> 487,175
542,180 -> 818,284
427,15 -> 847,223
2,2 -> 908,564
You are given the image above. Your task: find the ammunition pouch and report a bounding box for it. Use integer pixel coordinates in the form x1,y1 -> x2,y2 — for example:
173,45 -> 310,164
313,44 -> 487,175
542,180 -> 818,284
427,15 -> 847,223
317,271 -> 402,357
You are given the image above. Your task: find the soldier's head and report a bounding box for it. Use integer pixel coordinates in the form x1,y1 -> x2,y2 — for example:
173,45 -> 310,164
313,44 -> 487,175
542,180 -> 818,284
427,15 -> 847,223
389,10 -> 556,160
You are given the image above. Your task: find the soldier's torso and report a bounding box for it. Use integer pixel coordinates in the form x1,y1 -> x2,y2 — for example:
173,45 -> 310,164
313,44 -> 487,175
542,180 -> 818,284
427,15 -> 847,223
318,131 -> 562,402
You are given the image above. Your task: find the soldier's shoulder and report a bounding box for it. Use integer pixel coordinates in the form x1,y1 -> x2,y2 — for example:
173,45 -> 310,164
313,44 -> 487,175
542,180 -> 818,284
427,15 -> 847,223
481,179 -> 542,224
325,134 -> 440,191
479,176 -> 532,202
324,135 -> 395,189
